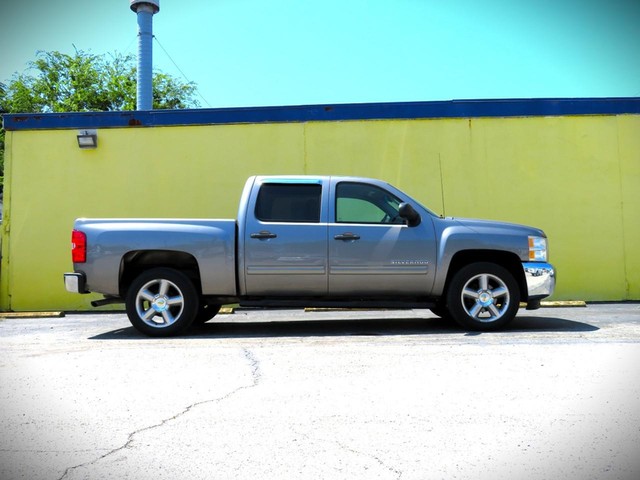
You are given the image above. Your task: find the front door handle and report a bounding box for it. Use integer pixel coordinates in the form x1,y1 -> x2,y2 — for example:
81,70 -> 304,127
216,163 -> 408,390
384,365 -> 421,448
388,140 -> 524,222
250,231 -> 278,239
334,233 -> 360,241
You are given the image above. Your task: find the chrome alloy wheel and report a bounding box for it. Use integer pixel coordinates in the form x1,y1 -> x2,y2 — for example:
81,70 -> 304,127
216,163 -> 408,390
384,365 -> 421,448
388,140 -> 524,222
135,278 -> 185,327
460,273 -> 510,322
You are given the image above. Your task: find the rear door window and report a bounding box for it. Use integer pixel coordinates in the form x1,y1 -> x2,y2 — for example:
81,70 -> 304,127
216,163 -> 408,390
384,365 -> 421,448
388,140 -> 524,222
255,184 -> 322,223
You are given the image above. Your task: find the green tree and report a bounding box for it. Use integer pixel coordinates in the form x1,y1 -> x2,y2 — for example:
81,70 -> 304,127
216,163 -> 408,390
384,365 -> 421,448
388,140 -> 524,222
1,48 -> 198,112
0,49 -> 200,191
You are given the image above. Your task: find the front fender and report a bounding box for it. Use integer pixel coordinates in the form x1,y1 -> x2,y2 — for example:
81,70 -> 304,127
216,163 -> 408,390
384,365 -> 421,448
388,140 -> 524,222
431,217 -> 532,295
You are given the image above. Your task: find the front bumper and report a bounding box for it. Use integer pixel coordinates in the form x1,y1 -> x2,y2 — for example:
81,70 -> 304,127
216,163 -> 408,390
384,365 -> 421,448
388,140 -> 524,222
64,272 -> 88,294
523,262 -> 555,300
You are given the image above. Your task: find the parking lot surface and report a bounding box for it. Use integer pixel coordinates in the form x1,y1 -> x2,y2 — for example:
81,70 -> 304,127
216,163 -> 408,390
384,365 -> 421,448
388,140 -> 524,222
1,304 -> 639,480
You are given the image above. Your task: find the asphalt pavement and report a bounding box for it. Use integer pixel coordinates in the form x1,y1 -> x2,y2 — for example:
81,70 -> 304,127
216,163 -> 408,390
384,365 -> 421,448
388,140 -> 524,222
1,303 -> 639,480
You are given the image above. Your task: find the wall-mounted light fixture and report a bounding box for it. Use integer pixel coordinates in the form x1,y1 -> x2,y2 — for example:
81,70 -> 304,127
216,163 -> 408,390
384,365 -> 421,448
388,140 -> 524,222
77,129 -> 98,149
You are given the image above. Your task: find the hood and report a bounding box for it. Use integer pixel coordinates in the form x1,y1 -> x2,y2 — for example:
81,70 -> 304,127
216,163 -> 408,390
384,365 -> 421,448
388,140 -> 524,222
446,217 -> 546,238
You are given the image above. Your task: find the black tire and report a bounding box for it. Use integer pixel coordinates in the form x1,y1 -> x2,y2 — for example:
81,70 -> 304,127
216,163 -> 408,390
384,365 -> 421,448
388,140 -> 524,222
193,303 -> 222,324
125,268 -> 199,337
446,262 -> 520,331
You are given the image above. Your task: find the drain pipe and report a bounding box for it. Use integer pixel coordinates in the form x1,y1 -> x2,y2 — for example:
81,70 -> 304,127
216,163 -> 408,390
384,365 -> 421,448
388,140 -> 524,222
130,0 -> 160,110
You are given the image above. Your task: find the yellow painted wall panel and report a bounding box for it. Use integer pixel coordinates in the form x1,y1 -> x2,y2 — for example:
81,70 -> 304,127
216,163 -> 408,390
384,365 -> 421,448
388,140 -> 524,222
618,115 -> 640,299
453,116 -> 628,300
1,113 -> 638,311
1,123 -> 306,311
303,119 -> 469,212
304,116 -> 635,301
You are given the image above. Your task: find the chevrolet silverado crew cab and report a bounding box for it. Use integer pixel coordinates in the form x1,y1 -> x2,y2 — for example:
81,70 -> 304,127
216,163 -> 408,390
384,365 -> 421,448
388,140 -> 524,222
64,175 -> 555,337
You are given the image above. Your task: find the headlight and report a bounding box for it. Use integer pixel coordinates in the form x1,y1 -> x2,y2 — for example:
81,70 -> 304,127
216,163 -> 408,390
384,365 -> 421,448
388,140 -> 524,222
528,236 -> 548,262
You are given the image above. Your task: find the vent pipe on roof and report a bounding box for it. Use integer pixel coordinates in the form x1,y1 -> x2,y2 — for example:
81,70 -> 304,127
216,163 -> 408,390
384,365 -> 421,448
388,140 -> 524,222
130,0 -> 160,110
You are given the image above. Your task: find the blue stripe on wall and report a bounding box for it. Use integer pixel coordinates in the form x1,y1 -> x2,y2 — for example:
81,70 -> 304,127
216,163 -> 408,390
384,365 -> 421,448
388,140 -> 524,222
2,97 -> 639,131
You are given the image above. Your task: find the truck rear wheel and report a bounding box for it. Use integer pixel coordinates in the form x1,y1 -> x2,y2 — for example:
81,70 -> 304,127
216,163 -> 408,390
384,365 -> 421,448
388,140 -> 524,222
125,268 -> 199,337
446,262 -> 520,331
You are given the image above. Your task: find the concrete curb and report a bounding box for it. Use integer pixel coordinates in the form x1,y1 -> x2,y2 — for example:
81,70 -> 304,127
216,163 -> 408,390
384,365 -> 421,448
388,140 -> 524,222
0,311 -> 65,319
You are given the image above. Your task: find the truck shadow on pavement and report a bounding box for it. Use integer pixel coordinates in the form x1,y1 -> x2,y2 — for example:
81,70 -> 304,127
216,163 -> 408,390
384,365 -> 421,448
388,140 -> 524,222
90,314 -> 599,340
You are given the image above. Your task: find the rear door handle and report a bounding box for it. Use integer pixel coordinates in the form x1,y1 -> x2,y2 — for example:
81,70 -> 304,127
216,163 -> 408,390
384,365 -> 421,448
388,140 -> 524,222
334,233 -> 360,241
250,231 -> 278,239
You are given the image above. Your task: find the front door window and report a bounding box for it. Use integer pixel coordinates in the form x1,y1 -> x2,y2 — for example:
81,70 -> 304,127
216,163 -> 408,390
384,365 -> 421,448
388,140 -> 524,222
336,182 -> 404,224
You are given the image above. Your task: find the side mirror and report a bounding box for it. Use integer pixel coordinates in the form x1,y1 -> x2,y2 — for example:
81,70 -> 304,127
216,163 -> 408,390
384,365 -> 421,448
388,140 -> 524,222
399,203 -> 421,227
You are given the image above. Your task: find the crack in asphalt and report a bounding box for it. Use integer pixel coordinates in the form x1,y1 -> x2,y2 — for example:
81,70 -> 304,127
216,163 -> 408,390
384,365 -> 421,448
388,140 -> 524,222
334,439 -> 403,480
325,438 -> 404,480
57,348 -> 261,480
294,428 -> 403,479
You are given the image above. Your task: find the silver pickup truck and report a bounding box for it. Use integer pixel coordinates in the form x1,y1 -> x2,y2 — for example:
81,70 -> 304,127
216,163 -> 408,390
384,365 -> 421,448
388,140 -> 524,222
64,175 -> 555,336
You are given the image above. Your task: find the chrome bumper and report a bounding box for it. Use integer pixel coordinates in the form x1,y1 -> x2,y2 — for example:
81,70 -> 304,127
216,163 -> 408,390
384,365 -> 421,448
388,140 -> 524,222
523,262 -> 555,299
64,272 -> 88,294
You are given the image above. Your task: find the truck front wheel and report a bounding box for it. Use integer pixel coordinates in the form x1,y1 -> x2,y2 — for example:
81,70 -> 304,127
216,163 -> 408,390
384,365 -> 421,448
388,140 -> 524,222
125,268 -> 199,337
446,262 -> 520,331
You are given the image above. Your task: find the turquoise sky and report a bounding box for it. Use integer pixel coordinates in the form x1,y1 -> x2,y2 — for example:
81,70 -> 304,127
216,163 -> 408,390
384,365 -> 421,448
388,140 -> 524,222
1,0 -> 638,108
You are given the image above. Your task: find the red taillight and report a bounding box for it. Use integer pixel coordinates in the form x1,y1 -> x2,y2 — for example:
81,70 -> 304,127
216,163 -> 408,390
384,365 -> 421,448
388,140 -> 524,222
71,230 -> 87,263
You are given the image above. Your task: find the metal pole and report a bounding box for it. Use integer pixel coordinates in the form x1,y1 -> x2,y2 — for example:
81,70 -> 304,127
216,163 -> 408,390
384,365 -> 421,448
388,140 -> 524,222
130,1 -> 160,111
